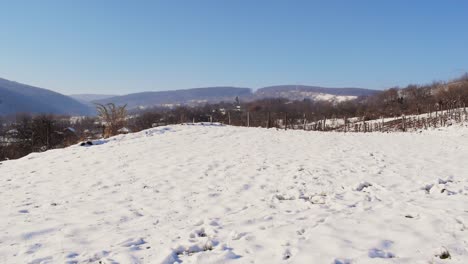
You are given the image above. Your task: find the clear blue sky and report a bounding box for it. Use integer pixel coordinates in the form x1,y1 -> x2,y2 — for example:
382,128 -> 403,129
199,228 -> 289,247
1,0 -> 467,95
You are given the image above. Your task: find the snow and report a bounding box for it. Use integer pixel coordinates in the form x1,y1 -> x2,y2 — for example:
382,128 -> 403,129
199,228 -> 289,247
312,93 -> 357,102
117,127 -> 132,133
262,90 -> 358,103
0,124 -> 467,263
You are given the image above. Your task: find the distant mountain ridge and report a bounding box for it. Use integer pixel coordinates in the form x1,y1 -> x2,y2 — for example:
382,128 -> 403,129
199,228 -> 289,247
0,77 -> 379,115
69,94 -> 119,109
256,85 -> 377,96
255,85 -> 377,102
0,78 -> 93,116
94,85 -> 378,109
70,94 -> 118,103
94,87 -> 252,109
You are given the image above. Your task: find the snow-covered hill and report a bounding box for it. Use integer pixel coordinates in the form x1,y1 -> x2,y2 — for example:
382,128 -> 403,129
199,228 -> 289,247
93,85 -> 377,110
0,124 -> 467,263
254,85 -> 377,103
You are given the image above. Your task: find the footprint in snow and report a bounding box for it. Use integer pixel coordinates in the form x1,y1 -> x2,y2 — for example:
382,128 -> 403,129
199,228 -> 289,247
230,231 -> 247,240
120,238 -> 147,251
84,250 -> 110,263
368,248 -> 395,259
66,252 -> 79,259
368,240 -> 395,259
333,258 -> 352,264
24,243 -> 41,254
22,228 -> 55,240
28,256 -> 53,264
190,228 -> 207,239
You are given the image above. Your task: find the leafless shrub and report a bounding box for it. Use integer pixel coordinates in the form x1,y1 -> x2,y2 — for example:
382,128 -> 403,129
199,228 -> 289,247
95,103 -> 127,138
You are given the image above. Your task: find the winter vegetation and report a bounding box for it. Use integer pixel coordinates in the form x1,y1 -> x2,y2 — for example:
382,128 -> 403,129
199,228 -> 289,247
95,103 -> 128,138
1,75 -> 468,161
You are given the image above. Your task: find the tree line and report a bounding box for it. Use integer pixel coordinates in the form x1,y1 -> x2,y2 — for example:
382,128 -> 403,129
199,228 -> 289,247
1,75 -> 467,161
128,75 -> 468,131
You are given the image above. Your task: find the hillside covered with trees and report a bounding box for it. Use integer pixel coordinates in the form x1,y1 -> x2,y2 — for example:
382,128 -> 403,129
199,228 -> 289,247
1,75 -> 467,161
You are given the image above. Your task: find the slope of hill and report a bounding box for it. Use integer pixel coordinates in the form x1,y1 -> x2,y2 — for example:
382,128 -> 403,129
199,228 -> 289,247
94,85 -> 378,109
69,94 -> 119,109
69,94 -> 118,103
0,124 -> 467,263
0,78 -> 379,115
255,85 -> 378,102
0,78 -> 93,115
94,87 -> 252,109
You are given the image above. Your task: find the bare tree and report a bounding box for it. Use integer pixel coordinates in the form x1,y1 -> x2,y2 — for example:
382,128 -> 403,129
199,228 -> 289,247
95,103 -> 128,138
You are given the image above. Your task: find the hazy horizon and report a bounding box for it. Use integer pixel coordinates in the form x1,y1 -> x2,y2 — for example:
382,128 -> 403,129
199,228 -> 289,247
1,0 -> 467,94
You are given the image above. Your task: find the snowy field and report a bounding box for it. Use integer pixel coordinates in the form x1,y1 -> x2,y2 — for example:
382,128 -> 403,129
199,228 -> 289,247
1,124 -> 468,264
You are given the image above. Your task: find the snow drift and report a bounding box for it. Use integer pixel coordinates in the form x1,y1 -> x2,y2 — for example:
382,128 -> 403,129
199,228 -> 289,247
0,123 -> 467,263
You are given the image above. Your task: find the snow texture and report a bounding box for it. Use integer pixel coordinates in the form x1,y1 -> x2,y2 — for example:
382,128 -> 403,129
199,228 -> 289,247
0,123 -> 467,263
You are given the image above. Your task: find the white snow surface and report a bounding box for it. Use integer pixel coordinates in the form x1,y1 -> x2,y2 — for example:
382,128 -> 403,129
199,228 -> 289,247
1,123 -> 468,263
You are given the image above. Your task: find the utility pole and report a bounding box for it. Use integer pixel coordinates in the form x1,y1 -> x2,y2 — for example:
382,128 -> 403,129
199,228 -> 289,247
267,112 -> 271,128
284,113 -> 287,131
303,113 -> 307,130
46,124 -> 49,149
